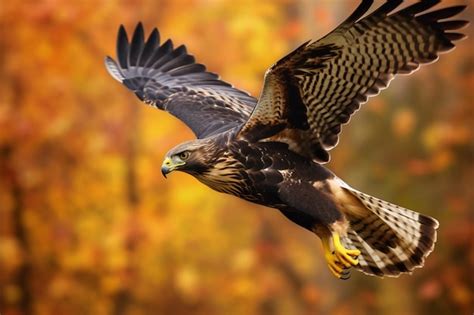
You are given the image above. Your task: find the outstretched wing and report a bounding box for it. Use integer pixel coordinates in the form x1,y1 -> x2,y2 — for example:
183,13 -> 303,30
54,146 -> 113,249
105,23 -> 257,138
237,0 -> 467,162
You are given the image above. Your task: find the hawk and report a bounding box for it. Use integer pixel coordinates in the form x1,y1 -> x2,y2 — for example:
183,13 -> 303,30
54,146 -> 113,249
105,0 -> 467,279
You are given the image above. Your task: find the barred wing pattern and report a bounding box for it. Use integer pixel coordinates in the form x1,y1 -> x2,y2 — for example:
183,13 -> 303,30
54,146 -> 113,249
238,0 -> 467,162
105,23 -> 257,139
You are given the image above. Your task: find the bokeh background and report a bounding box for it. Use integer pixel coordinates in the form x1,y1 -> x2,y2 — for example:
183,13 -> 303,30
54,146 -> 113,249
1,0 -> 473,314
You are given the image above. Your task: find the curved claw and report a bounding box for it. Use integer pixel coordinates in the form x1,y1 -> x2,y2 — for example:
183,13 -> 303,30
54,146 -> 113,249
340,268 -> 352,280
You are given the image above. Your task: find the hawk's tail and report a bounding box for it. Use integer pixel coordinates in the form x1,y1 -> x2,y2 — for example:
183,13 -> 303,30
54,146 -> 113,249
339,185 -> 439,278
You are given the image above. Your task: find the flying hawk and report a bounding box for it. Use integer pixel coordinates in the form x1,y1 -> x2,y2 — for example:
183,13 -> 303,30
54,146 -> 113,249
105,0 -> 467,279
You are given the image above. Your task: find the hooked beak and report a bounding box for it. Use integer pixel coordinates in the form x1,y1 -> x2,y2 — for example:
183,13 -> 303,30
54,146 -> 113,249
161,157 -> 173,178
161,156 -> 186,178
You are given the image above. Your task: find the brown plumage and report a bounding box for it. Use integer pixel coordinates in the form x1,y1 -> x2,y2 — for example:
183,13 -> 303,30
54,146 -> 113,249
105,0 -> 467,279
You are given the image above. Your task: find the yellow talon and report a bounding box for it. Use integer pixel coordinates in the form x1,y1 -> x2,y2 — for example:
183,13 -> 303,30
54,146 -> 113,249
322,232 -> 360,279
325,252 -> 343,275
333,233 -> 360,267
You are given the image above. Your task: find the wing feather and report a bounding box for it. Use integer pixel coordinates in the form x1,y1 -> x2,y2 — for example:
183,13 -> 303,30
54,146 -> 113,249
105,23 -> 257,139
238,0 -> 467,162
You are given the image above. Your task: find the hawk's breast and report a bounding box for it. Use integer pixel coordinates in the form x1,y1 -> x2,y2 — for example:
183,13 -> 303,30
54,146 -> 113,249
194,154 -> 246,196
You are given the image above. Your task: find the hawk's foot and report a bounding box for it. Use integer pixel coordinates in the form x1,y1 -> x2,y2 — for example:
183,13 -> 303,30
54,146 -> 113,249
322,232 -> 360,279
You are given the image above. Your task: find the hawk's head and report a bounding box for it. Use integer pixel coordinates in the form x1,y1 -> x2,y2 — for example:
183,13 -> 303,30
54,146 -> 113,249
161,138 -> 219,178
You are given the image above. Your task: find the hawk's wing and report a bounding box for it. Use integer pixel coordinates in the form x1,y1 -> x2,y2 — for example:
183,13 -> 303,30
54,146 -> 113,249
237,0 -> 467,162
105,23 -> 256,139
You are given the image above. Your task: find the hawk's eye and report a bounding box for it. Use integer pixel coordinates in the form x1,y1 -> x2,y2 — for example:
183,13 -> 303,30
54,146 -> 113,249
178,151 -> 190,160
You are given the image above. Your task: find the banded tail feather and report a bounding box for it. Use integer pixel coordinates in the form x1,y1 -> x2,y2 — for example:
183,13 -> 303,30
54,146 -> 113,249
339,184 -> 438,277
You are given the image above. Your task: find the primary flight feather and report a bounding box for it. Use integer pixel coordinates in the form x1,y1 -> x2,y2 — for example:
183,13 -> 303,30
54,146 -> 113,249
105,0 -> 467,279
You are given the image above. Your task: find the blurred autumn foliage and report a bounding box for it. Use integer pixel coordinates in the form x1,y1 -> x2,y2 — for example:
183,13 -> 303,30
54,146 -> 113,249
0,1 -> 473,314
